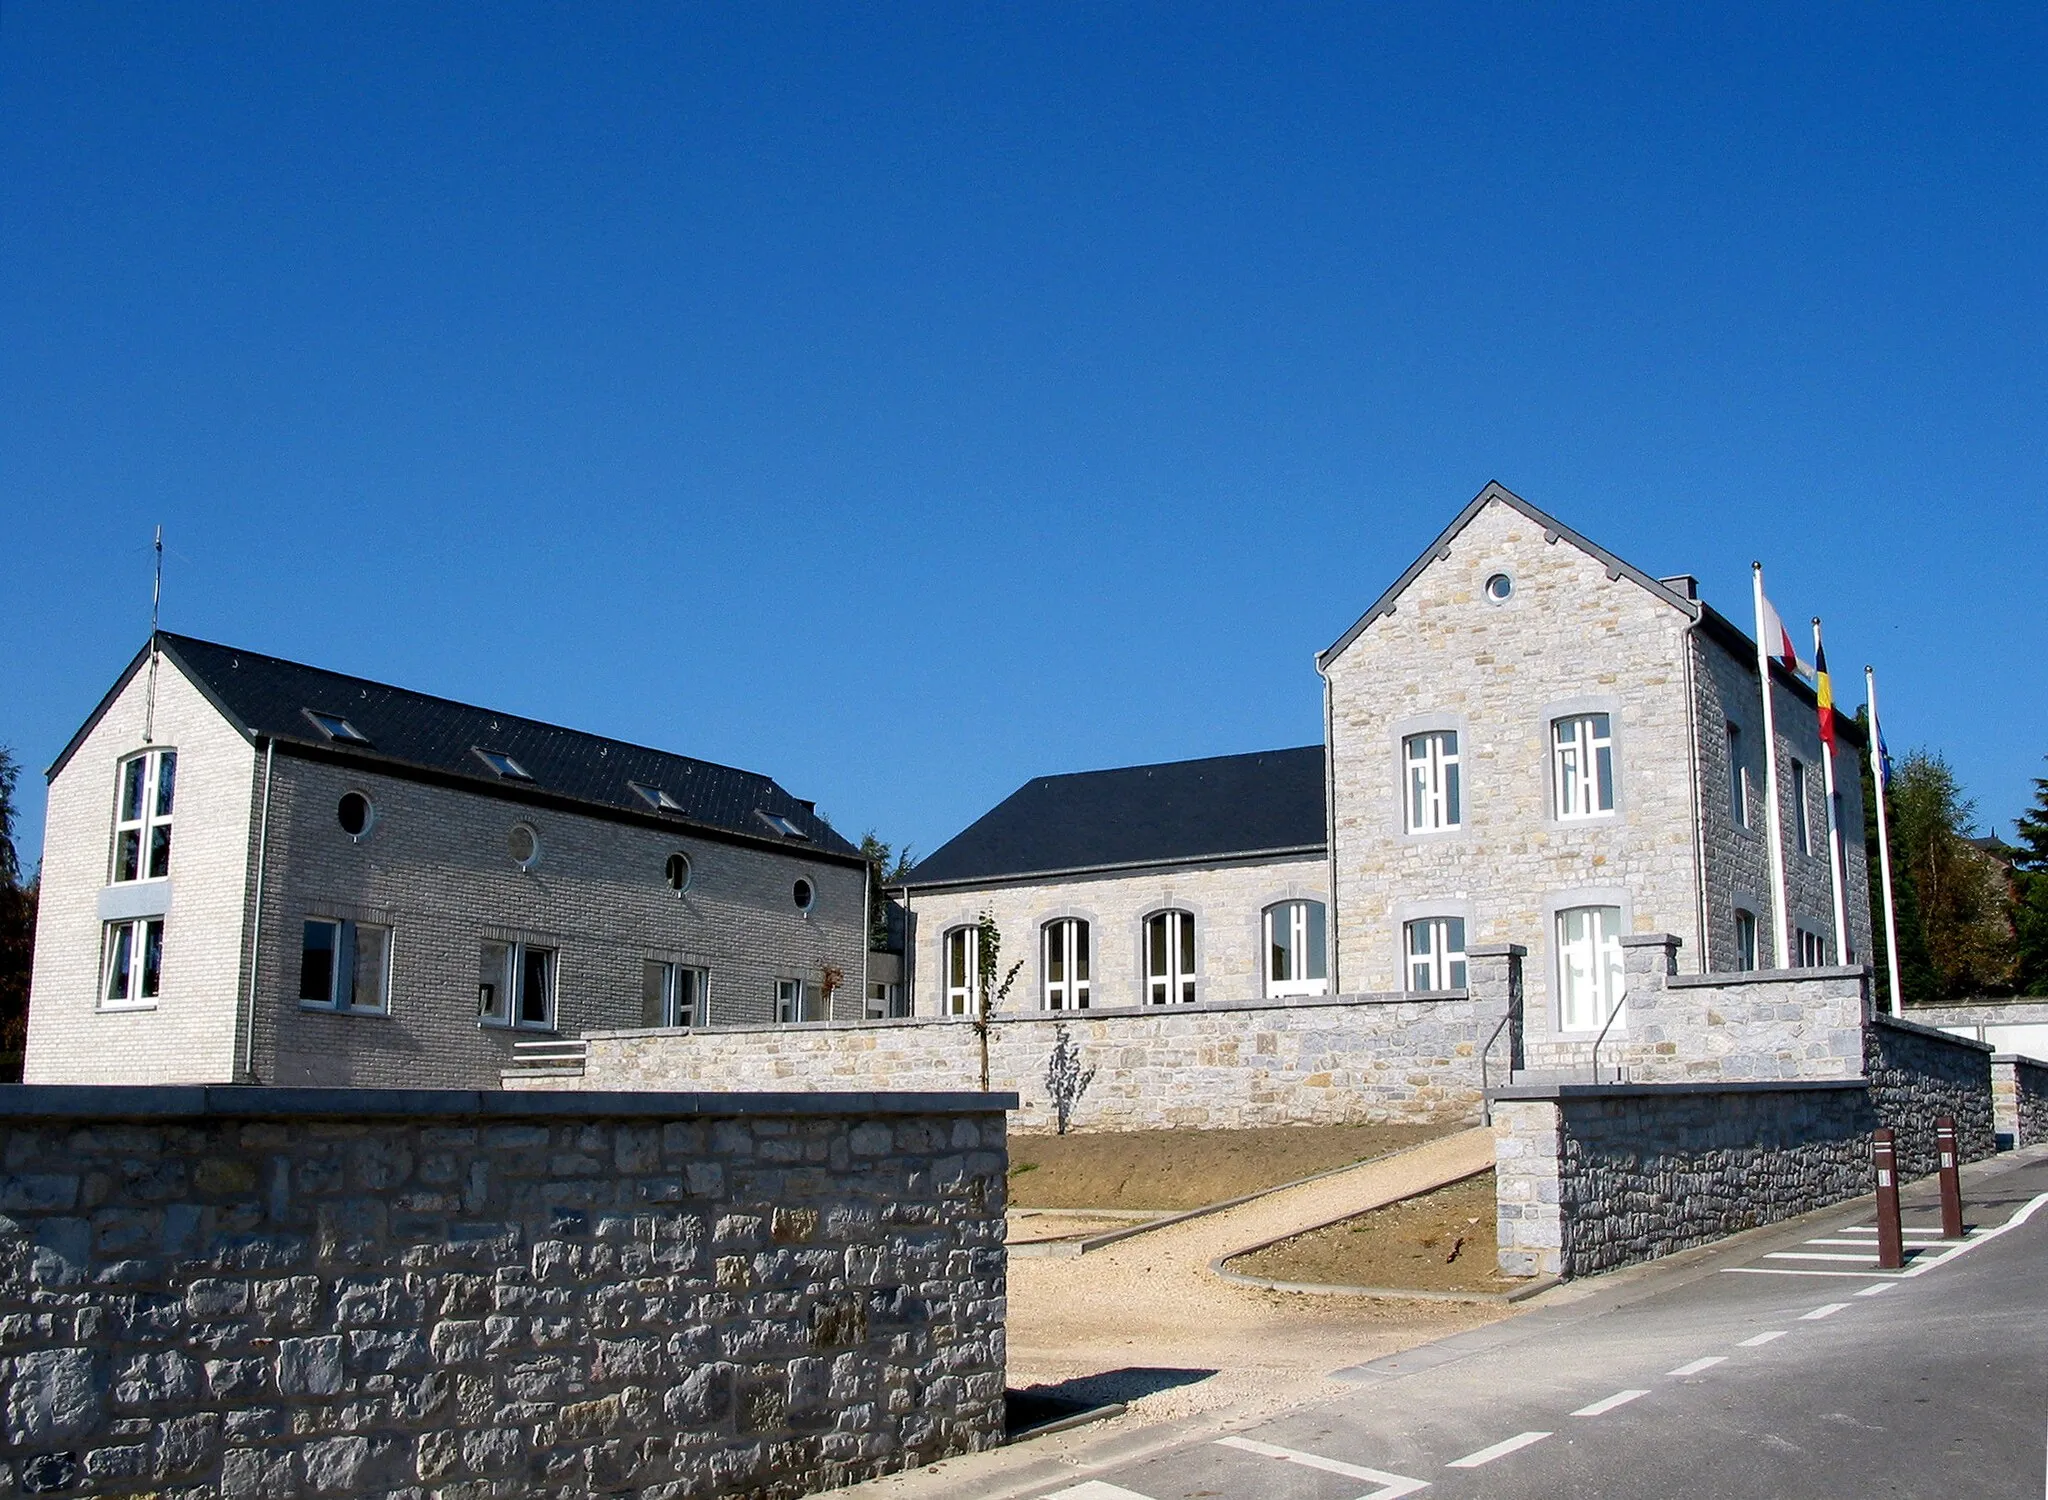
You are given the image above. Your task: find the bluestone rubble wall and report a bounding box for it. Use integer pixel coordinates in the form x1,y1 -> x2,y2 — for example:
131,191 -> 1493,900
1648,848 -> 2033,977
0,1087 -> 1009,1500
1863,1015 -> 1997,1178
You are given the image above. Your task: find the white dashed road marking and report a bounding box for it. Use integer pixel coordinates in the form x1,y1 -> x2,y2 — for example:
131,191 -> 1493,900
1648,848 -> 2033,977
1738,1330 -> 1788,1347
1572,1389 -> 1650,1417
1856,1282 -> 1896,1296
1668,1356 -> 1727,1377
1214,1436 -> 1430,1498
1445,1431 -> 1551,1469
1801,1302 -> 1850,1320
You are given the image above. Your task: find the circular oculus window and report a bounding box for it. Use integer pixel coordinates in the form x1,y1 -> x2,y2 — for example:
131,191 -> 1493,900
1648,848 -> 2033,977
793,878 -> 815,912
665,852 -> 692,894
1485,572 -> 1514,603
337,791 -> 375,839
508,823 -> 542,870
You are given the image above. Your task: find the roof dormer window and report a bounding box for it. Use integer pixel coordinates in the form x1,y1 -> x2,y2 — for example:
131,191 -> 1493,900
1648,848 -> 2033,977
756,810 -> 811,841
304,709 -> 371,745
473,748 -> 532,781
630,781 -> 684,813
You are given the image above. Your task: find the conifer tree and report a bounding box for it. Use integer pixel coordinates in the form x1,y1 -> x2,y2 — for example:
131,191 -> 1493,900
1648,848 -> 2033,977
2011,757 -> 2048,996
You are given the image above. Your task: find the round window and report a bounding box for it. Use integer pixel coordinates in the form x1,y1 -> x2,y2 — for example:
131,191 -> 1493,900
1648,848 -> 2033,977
508,823 -> 542,870
665,852 -> 692,894
793,879 -> 814,912
1485,572 -> 1514,603
337,792 -> 375,839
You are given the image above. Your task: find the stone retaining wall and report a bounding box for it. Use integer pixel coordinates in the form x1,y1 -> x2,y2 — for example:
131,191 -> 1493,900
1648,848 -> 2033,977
0,1086 -> 1010,1500
1993,1055 -> 2048,1148
1492,1081 -> 1872,1279
1864,1015 -> 1996,1179
507,992 -> 1511,1132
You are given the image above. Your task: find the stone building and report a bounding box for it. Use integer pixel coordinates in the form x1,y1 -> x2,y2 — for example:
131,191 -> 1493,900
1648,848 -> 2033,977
896,482 -> 1873,1047
24,634 -> 869,1087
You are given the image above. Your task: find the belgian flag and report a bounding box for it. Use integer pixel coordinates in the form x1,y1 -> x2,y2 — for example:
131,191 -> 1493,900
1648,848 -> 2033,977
1815,638 -> 1837,749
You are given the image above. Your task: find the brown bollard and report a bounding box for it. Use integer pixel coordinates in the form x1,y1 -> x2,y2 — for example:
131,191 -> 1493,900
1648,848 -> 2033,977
1936,1117 -> 1964,1241
1874,1128 -> 1904,1270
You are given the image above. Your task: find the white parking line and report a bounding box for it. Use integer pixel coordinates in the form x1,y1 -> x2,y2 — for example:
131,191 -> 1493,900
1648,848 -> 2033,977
1855,1282 -> 1896,1297
1764,1252 -> 1881,1263
1572,1389 -> 1649,1417
1214,1436 -> 1430,1498
1445,1431 -> 1550,1468
1738,1330 -> 1788,1347
1668,1356 -> 1728,1377
1040,1483 -> 1157,1500
1801,1302 -> 1850,1320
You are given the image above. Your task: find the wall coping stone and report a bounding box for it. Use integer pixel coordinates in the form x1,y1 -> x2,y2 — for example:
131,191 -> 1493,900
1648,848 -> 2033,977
1871,1012 -> 1995,1051
1487,1079 -> 1870,1102
1618,932 -> 1684,948
0,1083 -> 1019,1121
1467,943 -> 1528,958
1667,965 -> 1866,989
1992,1054 -> 2048,1069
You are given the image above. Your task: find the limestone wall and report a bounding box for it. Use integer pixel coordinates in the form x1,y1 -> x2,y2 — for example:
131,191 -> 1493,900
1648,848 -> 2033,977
1992,1055 -> 2048,1148
1492,1082 -> 1872,1279
0,1086 -> 1008,1500
509,992 -> 1511,1133
1864,1015 -> 1996,1178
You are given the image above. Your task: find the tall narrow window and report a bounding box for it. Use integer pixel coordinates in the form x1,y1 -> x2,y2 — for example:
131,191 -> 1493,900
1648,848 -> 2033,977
1727,723 -> 1749,829
1734,909 -> 1758,972
101,917 -> 164,1008
300,918 -> 391,1012
643,961 -> 708,1027
776,977 -> 809,1023
1264,901 -> 1328,998
943,926 -> 979,1016
1042,919 -> 1091,1010
1796,927 -> 1827,968
1791,759 -> 1812,855
479,940 -> 555,1029
1556,905 -> 1624,1031
1404,732 -> 1461,832
1552,714 -> 1615,819
112,749 -> 177,883
1404,916 -> 1468,992
1144,911 -> 1196,1005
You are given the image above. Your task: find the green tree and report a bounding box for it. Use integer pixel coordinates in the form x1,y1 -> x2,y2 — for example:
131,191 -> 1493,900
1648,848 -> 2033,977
857,832 -> 915,951
1855,709 -> 1937,1009
0,747 -> 36,1079
2011,757 -> 2048,996
1888,750 -> 2016,999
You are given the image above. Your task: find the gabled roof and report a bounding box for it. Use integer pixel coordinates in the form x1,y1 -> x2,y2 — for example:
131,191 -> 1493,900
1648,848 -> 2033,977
52,634 -> 860,861
1317,481 -> 1702,670
896,746 -> 1326,891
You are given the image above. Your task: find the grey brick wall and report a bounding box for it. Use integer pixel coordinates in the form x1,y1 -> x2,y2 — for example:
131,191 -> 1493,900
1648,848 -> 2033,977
0,1087 -> 1008,1499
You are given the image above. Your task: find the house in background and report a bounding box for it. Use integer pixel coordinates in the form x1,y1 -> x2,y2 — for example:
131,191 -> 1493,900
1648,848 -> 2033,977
25,634 -> 868,1088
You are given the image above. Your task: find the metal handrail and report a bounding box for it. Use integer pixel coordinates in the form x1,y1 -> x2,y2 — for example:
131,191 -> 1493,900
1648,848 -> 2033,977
1589,992 -> 1628,1084
1479,1008 -> 1515,1124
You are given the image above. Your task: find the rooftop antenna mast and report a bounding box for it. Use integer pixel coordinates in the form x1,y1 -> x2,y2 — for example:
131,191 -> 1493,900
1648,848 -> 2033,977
142,525 -> 163,744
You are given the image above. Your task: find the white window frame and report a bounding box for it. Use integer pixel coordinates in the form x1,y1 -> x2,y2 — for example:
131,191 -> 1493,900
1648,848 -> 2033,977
942,926 -> 979,1016
112,748 -> 177,884
478,940 -> 557,1030
644,960 -> 708,1028
1042,918 -> 1091,1010
1796,927 -> 1827,968
1403,731 -> 1461,833
1144,910 -> 1197,1005
1791,758 -> 1812,855
866,980 -> 904,1020
1551,714 -> 1615,820
1734,909 -> 1758,972
1555,905 -> 1625,1032
1404,916 -> 1468,992
1727,723 -> 1749,829
1263,900 -> 1328,998
299,917 -> 392,1014
100,916 -> 165,1010
776,977 -> 808,1023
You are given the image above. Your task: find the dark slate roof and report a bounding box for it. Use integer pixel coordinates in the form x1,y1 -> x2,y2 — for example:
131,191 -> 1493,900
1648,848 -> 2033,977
897,746 -> 1327,890
56,634 -> 860,861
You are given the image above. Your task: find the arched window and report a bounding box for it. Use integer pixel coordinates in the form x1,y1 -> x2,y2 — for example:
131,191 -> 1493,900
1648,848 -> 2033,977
1145,910 -> 1196,1005
1042,919 -> 1091,1010
942,926 -> 979,1016
1264,901 -> 1327,998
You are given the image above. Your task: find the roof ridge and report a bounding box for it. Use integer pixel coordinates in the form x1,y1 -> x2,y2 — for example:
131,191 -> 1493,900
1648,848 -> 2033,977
1021,743 -> 1325,784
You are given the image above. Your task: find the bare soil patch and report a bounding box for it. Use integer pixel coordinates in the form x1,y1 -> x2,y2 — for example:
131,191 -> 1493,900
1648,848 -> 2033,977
1229,1169 -> 1528,1295
1007,1122 -> 1460,1211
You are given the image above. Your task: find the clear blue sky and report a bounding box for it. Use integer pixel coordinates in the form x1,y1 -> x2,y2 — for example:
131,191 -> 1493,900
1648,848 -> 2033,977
4,5 -> 2045,872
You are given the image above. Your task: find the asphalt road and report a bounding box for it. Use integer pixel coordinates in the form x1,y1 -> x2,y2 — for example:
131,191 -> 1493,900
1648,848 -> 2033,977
1031,1149 -> 2048,1500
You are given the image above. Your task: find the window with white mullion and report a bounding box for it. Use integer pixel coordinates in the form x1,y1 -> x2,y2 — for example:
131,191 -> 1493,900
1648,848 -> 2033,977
1263,900 -> 1328,998
101,917 -> 165,1008
1556,905 -> 1625,1032
1403,732 -> 1461,833
1144,910 -> 1196,1005
942,926 -> 979,1016
112,749 -> 177,883
1042,919 -> 1091,1010
1404,916 -> 1468,992
1552,714 -> 1615,819
478,939 -> 556,1030
643,960 -> 708,1027
300,918 -> 392,1012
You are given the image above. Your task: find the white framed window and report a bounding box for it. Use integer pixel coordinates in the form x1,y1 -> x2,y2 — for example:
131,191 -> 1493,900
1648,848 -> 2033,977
1403,732 -> 1461,833
1264,900 -> 1328,998
1556,905 -> 1624,1032
479,940 -> 555,1029
101,917 -> 164,1009
866,981 -> 905,1019
299,918 -> 391,1013
1552,714 -> 1615,819
1796,927 -> 1827,968
1144,910 -> 1196,1005
1791,758 -> 1812,855
1404,916 -> 1468,992
643,961 -> 708,1027
112,749 -> 177,883
1727,723 -> 1749,829
1042,919 -> 1091,1010
942,926 -> 979,1016
776,977 -> 812,1023
1735,909 -> 1758,972
664,853 -> 692,893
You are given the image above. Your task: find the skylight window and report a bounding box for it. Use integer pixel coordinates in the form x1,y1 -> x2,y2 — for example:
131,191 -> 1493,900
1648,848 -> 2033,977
304,710 -> 371,745
756,810 -> 811,841
630,782 -> 685,813
473,747 -> 532,781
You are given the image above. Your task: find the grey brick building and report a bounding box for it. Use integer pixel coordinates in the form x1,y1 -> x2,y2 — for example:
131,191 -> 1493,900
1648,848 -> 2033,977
25,634 -> 870,1087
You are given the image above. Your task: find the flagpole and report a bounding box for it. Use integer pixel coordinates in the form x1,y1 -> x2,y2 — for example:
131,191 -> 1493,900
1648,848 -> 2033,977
1866,665 -> 1904,1016
1813,619 -> 1850,967
1752,563 -> 1793,968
